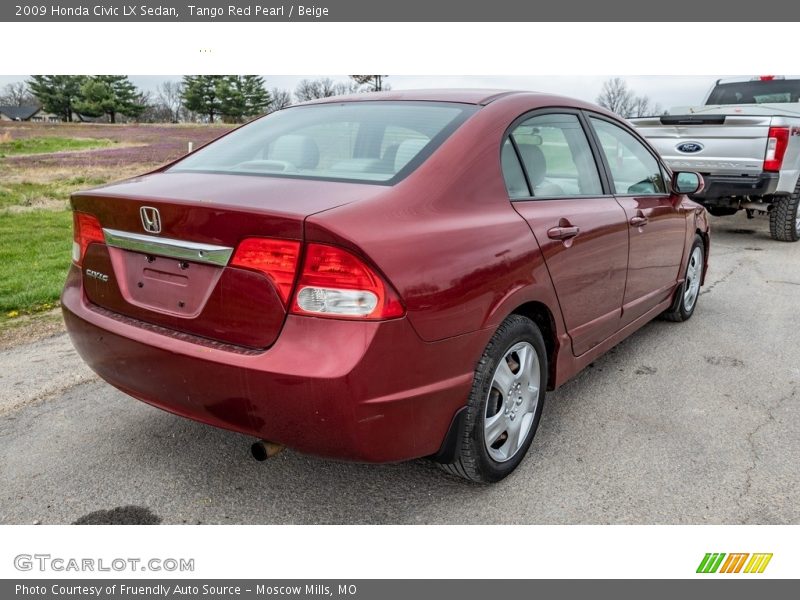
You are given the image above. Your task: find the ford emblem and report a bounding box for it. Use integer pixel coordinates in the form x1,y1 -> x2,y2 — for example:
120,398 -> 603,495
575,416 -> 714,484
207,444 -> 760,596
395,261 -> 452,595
676,142 -> 704,153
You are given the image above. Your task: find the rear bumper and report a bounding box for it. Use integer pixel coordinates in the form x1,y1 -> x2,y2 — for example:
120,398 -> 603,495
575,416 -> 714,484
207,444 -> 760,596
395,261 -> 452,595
692,172 -> 779,202
62,266 -> 484,462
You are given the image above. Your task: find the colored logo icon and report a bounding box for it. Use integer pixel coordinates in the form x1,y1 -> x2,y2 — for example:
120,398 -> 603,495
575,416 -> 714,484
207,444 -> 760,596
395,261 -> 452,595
697,553 -> 773,574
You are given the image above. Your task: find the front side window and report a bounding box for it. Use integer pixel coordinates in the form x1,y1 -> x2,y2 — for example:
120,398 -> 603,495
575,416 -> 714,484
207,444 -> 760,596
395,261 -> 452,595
170,101 -> 477,184
590,118 -> 667,195
502,113 -> 603,199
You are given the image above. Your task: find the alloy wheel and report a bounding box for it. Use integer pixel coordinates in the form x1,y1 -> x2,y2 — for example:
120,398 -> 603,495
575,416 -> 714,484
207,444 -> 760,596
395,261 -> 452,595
483,342 -> 540,463
683,246 -> 703,312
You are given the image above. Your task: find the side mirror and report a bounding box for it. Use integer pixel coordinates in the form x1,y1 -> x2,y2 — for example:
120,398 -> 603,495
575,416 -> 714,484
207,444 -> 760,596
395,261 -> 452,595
672,171 -> 704,195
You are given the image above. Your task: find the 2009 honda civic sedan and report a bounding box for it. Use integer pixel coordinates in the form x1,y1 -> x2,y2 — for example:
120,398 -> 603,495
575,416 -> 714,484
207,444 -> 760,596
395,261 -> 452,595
62,89 -> 710,482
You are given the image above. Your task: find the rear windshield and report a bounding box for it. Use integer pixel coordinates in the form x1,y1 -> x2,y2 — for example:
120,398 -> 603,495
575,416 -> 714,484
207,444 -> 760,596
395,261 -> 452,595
169,101 -> 477,184
706,80 -> 800,105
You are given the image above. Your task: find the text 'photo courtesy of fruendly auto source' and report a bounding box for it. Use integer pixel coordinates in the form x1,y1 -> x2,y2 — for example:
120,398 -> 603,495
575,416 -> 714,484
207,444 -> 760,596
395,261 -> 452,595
1,72 -> 799,526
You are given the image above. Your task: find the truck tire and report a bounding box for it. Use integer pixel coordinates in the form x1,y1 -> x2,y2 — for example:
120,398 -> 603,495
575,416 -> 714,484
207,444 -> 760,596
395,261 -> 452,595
769,182 -> 800,242
438,315 -> 546,483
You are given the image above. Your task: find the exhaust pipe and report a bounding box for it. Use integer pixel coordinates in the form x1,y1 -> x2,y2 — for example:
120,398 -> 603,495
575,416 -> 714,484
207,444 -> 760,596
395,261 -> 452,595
740,202 -> 770,213
251,440 -> 285,461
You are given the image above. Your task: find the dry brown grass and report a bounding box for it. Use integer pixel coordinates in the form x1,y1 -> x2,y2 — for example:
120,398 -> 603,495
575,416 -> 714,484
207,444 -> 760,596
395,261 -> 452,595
1,163 -> 156,185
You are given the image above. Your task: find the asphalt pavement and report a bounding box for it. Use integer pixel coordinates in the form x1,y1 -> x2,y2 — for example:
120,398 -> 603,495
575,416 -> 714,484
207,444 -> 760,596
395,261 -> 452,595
1,212 -> 798,524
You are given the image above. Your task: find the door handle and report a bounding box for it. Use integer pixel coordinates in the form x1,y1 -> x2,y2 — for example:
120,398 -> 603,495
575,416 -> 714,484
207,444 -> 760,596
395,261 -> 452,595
630,215 -> 649,227
547,226 -> 581,241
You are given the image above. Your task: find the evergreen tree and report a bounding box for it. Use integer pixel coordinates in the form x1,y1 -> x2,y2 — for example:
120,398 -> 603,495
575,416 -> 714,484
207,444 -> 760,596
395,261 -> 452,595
26,75 -> 85,121
181,75 -> 226,123
74,76 -> 146,123
219,76 -> 271,122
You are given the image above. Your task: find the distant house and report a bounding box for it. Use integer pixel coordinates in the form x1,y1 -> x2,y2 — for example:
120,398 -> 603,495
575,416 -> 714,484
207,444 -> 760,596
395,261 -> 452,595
0,105 -> 61,122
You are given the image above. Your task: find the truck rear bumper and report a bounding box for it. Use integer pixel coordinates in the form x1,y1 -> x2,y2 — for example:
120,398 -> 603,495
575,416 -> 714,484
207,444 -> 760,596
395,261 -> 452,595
692,172 -> 779,202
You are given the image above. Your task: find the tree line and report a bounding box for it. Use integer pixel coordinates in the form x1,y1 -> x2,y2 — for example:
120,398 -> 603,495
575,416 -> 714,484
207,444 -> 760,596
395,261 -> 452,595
3,76 -> 665,122
0,75 -> 389,124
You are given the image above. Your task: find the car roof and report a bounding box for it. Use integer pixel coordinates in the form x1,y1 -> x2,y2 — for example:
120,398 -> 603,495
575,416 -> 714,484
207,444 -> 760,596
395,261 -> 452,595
297,89 -> 525,106
295,89 -> 618,119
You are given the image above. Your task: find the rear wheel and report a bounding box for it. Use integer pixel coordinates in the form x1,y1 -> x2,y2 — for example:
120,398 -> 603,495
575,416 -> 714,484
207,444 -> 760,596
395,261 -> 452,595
769,183 -> 800,242
662,235 -> 704,323
438,315 -> 546,483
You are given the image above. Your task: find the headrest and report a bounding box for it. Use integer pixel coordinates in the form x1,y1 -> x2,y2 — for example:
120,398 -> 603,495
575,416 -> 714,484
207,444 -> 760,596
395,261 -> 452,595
516,144 -> 547,186
271,135 -> 320,169
394,139 -> 429,172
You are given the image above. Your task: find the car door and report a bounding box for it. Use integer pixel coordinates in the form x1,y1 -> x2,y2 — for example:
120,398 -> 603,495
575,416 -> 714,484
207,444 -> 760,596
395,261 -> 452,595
502,110 -> 629,356
588,116 -> 688,327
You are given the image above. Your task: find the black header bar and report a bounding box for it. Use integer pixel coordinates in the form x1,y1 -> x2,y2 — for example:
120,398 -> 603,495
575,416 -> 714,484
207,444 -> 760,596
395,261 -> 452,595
3,0 -> 800,22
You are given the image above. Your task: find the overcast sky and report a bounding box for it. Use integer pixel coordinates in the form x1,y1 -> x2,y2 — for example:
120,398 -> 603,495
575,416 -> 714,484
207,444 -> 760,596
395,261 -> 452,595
0,74 -> 724,109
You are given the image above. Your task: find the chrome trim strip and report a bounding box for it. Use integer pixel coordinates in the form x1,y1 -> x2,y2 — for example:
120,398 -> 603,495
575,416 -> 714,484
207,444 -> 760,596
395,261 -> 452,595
102,228 -> 234,266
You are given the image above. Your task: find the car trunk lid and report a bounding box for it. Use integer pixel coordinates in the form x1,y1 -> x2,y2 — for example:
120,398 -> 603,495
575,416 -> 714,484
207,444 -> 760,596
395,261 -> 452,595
72,171 -> 384,349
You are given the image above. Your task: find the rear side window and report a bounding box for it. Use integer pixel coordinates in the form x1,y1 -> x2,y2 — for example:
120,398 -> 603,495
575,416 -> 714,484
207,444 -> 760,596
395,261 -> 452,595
169,101 -> 477,184
591,118 -> 666,195
502,113 -> 603,198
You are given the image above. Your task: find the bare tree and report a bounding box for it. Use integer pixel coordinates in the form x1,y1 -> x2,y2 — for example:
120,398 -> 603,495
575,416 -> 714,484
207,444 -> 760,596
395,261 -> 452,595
157,80 -> 184,123
294,77 -> 358,102
334,80 -> 362,95
137,90 -> 174,123
0,81 -> 38,107
596,77 -> 634,117
629,95 -> 663,118
597,77 -> 664,118
267,88 -> 293,113
349,75 -> 389,91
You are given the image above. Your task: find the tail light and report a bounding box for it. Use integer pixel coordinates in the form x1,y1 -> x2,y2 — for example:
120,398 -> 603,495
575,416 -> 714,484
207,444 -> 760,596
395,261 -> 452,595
72,212 -> 104,266
291,243 -> 405,320
230,238 -> 301,304
764,127 -> 790,172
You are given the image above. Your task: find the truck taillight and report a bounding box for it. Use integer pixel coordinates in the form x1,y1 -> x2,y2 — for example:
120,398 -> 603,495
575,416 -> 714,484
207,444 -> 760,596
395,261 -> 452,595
764,127 -> 790,172
72,212 -> 104,266
230,238 -> 301,305
291,243 -> 405,320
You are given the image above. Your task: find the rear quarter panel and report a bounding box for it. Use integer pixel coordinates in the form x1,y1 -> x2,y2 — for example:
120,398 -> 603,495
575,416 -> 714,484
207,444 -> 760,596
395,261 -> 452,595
305,95 -> 568,344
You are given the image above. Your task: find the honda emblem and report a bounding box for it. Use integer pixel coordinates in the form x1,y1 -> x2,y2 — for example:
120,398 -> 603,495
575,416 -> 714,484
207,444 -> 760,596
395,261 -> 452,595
140,206 -> 161,234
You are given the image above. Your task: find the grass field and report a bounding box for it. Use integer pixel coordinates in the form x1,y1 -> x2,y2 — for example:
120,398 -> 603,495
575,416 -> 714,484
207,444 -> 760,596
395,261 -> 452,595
0,176 -> 109,210
0,121 -> 233,326
0,135 -> 114,157
0,210 -> 73,316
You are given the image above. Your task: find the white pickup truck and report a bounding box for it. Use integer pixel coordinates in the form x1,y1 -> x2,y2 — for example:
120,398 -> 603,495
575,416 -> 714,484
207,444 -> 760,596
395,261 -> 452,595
632,76 -> 800,242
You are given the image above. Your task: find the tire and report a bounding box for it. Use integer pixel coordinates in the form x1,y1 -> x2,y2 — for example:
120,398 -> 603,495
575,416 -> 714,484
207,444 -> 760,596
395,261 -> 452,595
438,315 -> 547,483
769,183 -> 800,242
662,235 -> 704,323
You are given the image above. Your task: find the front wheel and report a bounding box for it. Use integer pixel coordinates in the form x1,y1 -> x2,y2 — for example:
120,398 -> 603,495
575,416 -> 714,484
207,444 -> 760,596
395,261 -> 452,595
438,315 -> 547,483
662,235 -> 704,322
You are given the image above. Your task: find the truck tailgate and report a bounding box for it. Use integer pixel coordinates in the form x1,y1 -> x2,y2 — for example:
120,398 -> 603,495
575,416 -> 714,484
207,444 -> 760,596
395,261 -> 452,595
633,114 -> 772,175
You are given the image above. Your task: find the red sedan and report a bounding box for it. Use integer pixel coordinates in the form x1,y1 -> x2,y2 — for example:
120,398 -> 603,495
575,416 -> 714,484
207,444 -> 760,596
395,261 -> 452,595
62,90 -> 709,482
